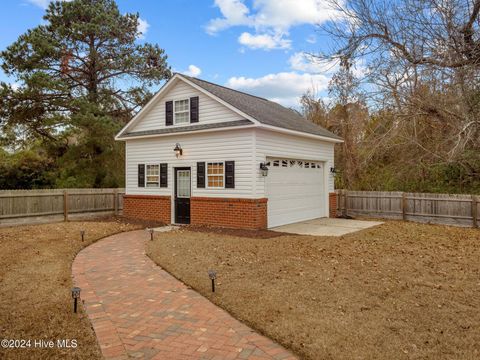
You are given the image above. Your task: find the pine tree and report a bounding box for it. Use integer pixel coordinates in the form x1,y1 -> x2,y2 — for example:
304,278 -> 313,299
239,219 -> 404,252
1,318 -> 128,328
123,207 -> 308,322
0,0 -> 170,187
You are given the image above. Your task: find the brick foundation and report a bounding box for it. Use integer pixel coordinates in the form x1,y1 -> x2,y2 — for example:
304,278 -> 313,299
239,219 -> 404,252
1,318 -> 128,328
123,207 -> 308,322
123,195 -> 171,223
329,192 -> 337,218
191,197 -> 268,230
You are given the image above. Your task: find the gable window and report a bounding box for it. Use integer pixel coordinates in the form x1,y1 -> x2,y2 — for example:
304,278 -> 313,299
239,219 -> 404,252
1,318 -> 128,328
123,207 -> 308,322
207,162 -> 224,188
174,99 -> 189,124
146,164 -> 160,187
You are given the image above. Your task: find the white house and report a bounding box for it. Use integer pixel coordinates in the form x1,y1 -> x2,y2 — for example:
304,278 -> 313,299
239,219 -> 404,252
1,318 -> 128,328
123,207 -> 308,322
115,73 -> 342,229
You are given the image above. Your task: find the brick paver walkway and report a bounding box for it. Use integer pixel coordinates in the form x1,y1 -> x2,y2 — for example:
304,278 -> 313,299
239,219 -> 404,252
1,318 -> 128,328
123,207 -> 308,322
72,230 -> 297,360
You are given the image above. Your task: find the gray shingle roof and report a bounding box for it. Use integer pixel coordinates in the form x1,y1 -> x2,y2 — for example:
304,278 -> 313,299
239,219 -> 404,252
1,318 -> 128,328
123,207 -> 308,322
118,119 -> 253,138
181,74 -> 342,140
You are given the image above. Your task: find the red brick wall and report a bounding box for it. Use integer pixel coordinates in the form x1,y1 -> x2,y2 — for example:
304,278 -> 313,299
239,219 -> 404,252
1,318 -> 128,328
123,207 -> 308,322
191,197 -> 268,230
123,195 -> 171,223
329,192 -> 337,218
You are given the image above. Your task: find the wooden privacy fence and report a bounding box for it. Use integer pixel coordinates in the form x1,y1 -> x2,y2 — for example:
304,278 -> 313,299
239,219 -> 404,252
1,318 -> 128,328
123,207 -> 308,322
336,190 -> 479,228
0,188 -> 125,221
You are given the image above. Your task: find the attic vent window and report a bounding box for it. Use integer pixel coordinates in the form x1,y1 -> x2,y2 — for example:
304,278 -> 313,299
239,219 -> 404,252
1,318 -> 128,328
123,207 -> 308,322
174,99 -> 189,124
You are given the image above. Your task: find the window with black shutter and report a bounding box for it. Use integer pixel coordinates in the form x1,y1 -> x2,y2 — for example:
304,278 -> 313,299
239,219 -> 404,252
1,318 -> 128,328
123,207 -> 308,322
138,164 -> 145,187
160,163 -> 168,187
225,161 -> 235,188
197,162 -> 205,188
190,96 -> 199,123
165,101 -> 173,126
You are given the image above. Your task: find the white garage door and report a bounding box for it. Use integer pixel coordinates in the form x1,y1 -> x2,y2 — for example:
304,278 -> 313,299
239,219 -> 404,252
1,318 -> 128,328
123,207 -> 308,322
266,158 -> 325,228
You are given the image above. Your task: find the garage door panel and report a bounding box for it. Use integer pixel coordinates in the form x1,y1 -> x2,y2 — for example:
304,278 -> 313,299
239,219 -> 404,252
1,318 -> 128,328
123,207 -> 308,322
267,157 -> 325,228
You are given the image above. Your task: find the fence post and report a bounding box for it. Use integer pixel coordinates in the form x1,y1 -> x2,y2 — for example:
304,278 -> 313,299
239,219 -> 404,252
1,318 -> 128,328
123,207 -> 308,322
63,190 -> 69,222
402,192 -> 407,220
344,190 -> 348,217
113,189 -> 118,216
472,195 -> 478,228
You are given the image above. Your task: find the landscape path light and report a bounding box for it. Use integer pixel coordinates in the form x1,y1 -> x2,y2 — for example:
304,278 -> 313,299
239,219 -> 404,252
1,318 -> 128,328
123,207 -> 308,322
71,287 -> 81,313
80,230 -> 85,242
208,270 -> 217,292
148,228 -> 154,241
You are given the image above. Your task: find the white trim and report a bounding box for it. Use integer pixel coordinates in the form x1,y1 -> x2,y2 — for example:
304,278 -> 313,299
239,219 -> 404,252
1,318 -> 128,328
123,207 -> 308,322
173,98 -> 190,125
258,124 -> 343,143
206,161 -> 225,189
145,163 -> 160,188
323,160 -> 329,217
265,154 -> 330,163
116,123 -> 341,143
116,124 -> 256,141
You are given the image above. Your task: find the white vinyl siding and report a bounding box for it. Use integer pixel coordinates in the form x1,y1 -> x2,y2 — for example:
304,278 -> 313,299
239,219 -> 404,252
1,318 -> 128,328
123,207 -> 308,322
125,129 -> 255,198
129,79 -> 244,132
254,129 -> 335,198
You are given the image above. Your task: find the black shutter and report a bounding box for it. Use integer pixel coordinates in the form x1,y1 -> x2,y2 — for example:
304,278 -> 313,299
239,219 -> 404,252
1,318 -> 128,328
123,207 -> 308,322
225,161 -> 235,188
165,101 -> 173,126
160,163 -> 168,187
138,164 -> 145,187
197,162 -> 205,188
190,96 -> 199,123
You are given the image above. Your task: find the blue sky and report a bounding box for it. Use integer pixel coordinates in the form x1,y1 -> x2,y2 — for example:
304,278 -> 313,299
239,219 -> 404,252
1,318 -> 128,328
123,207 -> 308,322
0,0 -> 354,107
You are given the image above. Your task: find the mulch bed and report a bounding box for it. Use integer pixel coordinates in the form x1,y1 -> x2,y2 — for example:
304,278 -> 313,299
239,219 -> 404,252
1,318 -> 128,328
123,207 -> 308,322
184,224 -> 286,239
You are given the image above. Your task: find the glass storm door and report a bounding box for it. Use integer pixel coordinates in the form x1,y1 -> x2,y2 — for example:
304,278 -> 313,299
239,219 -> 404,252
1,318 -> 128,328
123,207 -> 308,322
175,168 -> 191,224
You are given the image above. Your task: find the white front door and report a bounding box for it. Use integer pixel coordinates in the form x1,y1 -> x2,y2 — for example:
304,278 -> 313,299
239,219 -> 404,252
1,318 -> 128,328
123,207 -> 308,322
266,158 -> 325,228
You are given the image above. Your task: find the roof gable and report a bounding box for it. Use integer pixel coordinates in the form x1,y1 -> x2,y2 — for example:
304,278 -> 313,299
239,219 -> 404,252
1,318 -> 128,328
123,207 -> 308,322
180,74 -> 342,140
116,74 -> 342,142
115,74 -> 252,139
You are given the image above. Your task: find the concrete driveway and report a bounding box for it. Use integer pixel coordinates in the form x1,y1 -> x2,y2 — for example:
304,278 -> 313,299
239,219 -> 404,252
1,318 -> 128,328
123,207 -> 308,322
271,218 -> 383,236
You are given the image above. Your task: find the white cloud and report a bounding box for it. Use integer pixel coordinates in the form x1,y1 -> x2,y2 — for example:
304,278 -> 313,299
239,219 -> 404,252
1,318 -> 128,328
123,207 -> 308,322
288,52 -> 339,73
137,18 -> 150,39
182,65 -> 202,77
226,72 -> 330,107
206,0 -> 253,34
238,32 -> 291,50
208,0 -> 341,33
206,0 -> 343,50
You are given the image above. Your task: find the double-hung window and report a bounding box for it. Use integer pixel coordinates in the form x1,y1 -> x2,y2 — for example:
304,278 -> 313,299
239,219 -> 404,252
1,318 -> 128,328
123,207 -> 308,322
174,99 -> 189,124
207,162 -> 224,188
146,164 -> 160,187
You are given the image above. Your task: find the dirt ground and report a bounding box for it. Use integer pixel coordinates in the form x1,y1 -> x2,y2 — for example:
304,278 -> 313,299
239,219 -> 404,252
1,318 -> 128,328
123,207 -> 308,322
147,221 -> 480,360
0,218 -> 142,360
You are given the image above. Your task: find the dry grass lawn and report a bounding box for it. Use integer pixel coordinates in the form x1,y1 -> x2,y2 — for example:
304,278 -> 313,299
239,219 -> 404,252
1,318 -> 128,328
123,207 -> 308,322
0,219 -> 142,360
147,221 -> 480,360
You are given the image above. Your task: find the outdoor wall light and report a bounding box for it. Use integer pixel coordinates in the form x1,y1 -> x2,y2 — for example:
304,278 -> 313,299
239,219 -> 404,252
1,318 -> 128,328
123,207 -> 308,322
174,143 -> 183,158
80,230 -> 85,242
148,228 -> 154,241
259,162 -> 269,177
71,287 -> 81,313
208,270 -> 217,292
